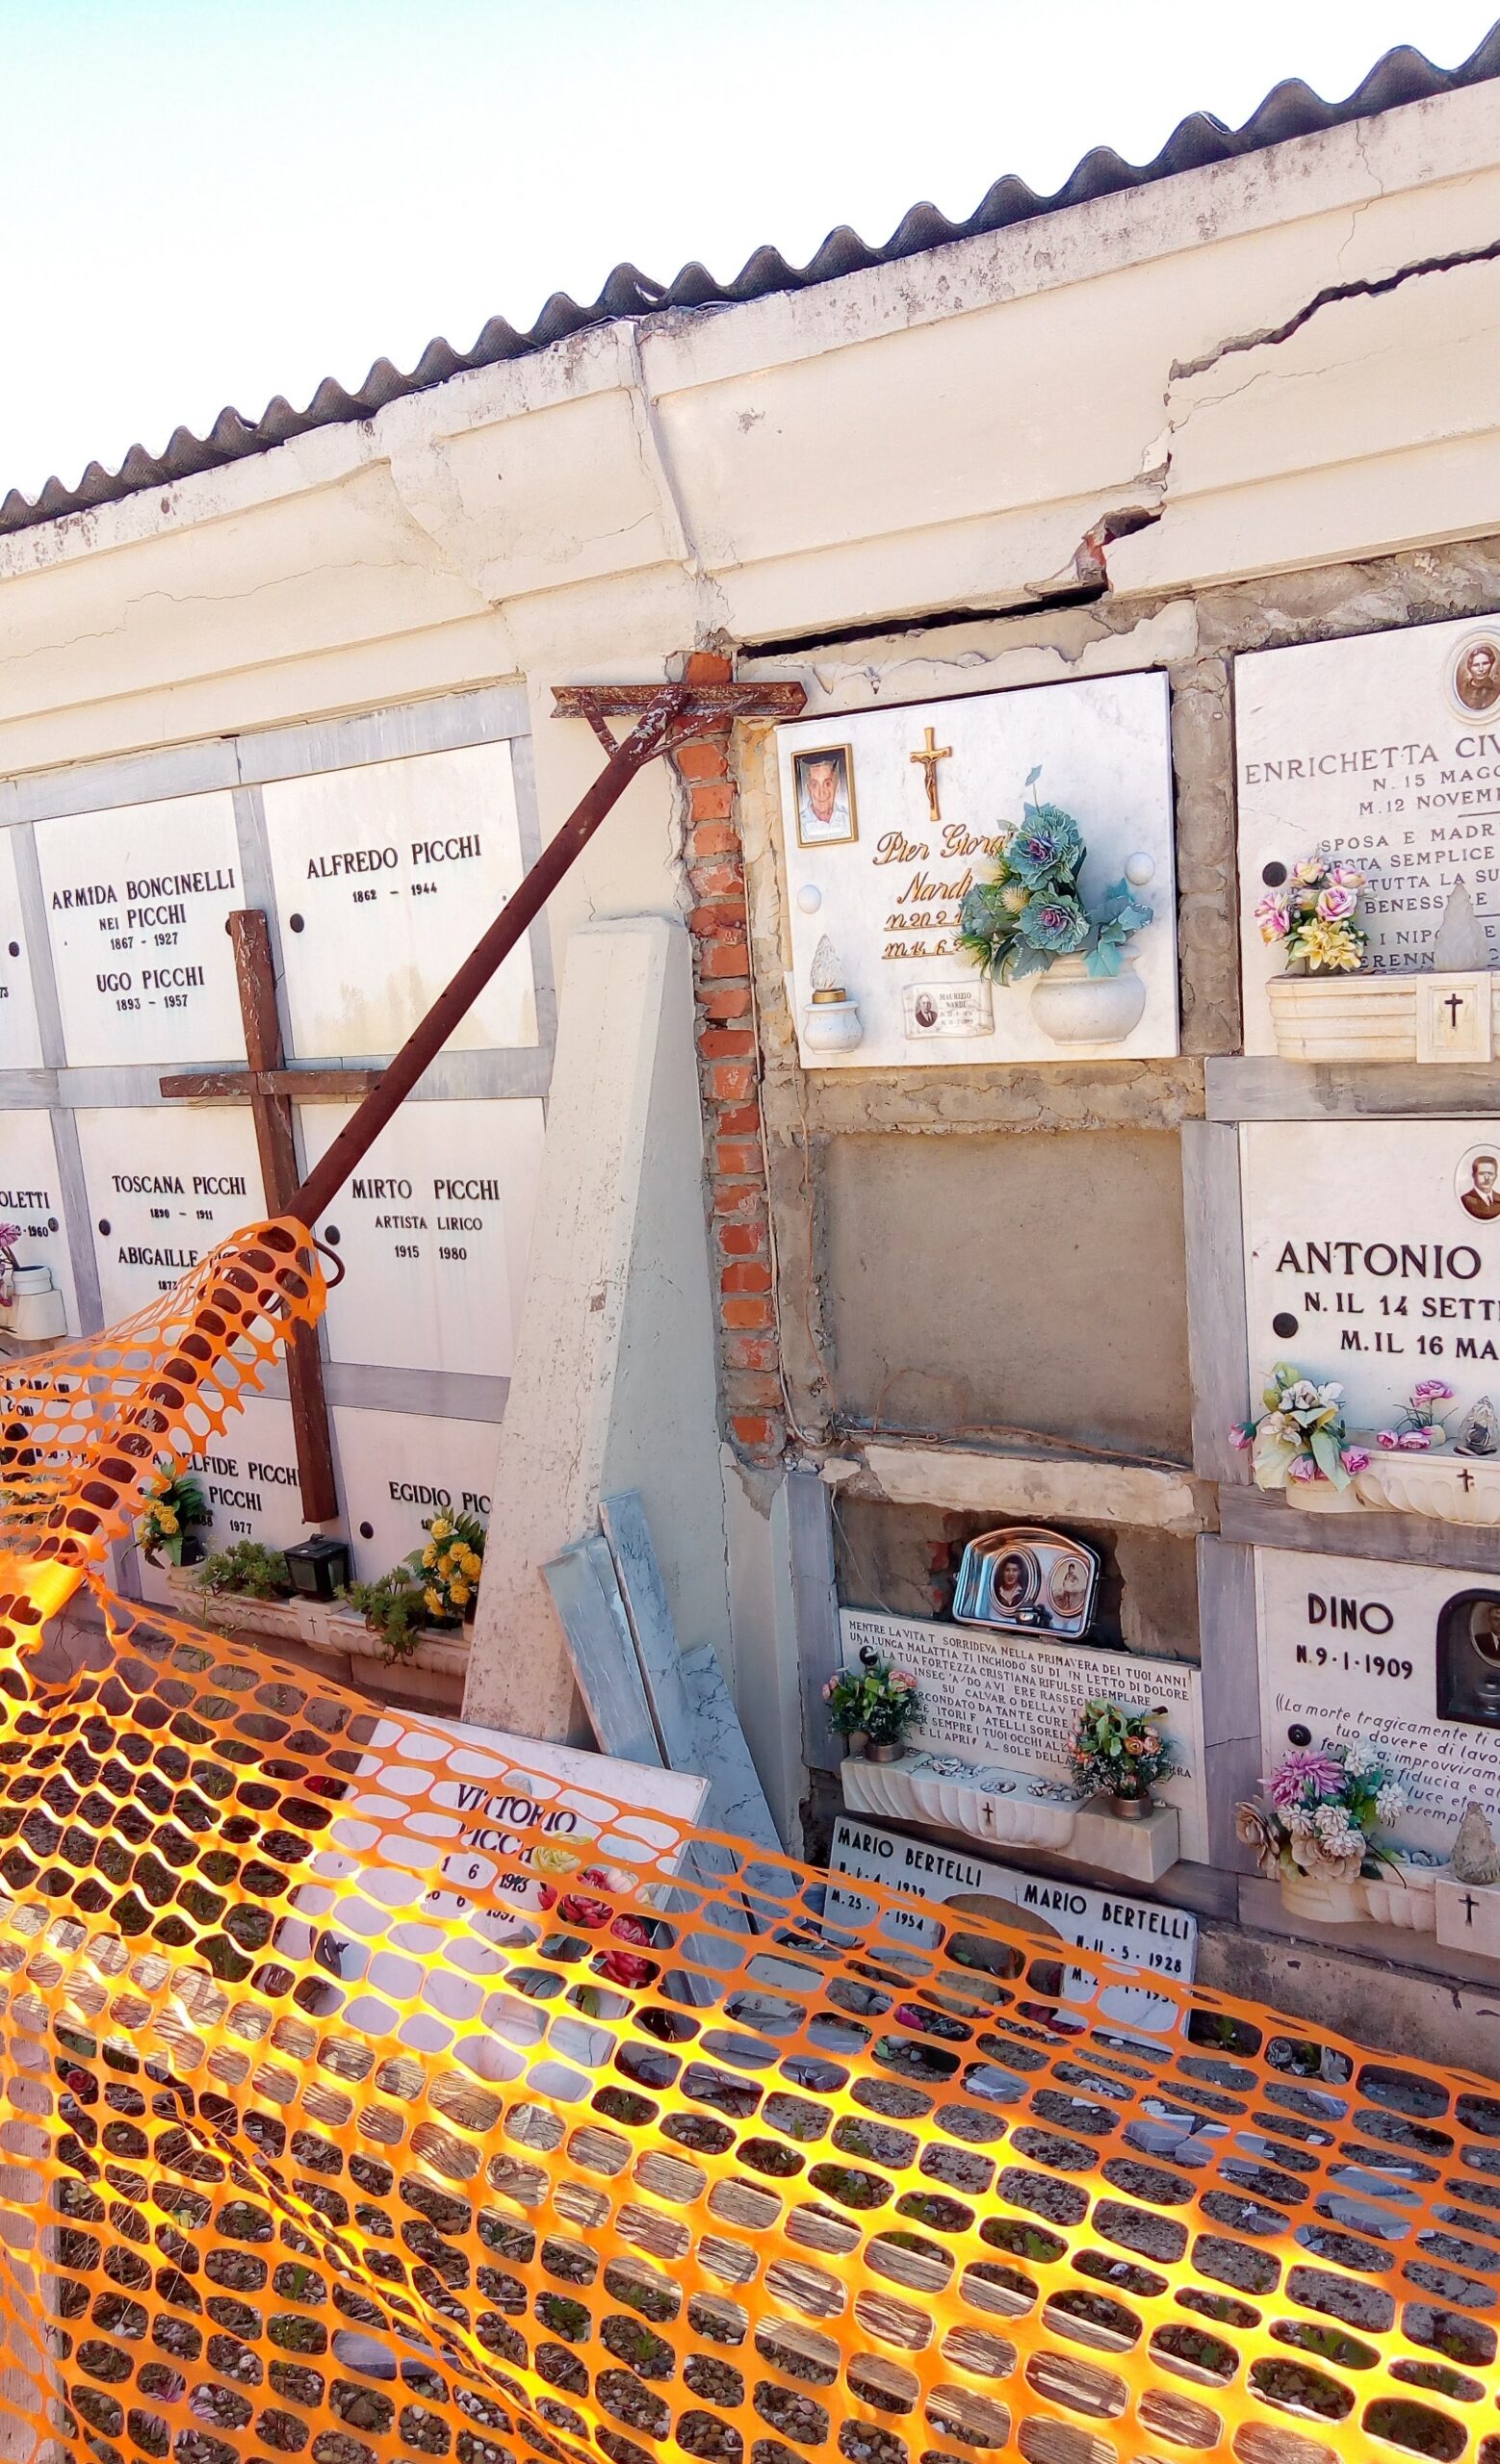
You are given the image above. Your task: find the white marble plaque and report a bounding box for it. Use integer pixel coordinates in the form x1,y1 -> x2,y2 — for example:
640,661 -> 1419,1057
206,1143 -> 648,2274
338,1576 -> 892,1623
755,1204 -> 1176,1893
776,675 -> 1177,1068
134,1394 -> 306,1608
827,1813 -> 1196,2035
1241,1117 -> 1500,1431
298,1097 -> 544,1377
841,1608 -> 1208,1862
0,830 -> 42,1069
0,1110 -> 78,1333
263,743 -> 535,1058
1237,617 -> 1500,1053
73,1106 -> 265,1322
1256,1546 -> 1500,1853
34,793 -> 246,1066
332,1404 -> 501,1582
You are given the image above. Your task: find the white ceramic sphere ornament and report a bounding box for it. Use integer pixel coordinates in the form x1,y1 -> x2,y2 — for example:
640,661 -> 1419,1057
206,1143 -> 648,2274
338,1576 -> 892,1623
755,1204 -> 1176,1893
796,884 -> 822,914
1125,851 -> 1156,886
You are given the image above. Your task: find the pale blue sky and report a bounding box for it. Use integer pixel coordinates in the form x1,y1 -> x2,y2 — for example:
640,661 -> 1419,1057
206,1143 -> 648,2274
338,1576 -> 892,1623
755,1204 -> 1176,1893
5,0 -> 1497,501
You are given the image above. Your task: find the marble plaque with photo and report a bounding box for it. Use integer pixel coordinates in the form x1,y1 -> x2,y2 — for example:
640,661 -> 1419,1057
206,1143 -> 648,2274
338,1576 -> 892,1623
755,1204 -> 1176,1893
776,675 -> 1177,1068
1237,616 -> 1500,1052
841,1608 -> 1208,1861
1256,1545 -> 1500,1852
1241,1117 -> 1500,1431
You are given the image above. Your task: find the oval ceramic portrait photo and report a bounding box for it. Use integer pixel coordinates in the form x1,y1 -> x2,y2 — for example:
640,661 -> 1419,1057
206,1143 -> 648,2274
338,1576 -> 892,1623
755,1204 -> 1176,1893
1455,1144 -> 1500,1223
1450,631 -> 1500,717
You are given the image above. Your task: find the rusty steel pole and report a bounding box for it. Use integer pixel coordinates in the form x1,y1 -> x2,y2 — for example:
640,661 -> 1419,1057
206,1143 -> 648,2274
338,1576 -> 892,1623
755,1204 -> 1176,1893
289,686 -> 688,1230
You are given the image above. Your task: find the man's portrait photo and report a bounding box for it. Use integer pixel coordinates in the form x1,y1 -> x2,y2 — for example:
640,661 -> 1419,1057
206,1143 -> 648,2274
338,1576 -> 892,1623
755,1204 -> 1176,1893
1460,1151 -> 1500,1220
1453,637 -> 1500,715
793,744 -> 858,846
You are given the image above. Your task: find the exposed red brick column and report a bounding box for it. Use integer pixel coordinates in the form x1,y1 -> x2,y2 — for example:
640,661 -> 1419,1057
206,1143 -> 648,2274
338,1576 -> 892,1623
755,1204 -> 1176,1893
674,651 -> 786,1463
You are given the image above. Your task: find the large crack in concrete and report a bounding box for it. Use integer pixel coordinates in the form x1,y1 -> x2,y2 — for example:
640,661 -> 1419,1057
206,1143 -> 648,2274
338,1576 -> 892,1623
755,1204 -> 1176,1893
1170,234 -> 1500,384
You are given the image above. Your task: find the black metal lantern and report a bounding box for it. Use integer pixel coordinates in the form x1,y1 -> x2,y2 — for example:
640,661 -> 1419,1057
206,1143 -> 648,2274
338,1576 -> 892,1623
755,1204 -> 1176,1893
283,1536 -> 351,1602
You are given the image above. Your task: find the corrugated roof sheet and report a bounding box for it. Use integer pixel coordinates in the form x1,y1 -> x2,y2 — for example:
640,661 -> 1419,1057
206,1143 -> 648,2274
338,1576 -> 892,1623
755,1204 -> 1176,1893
7,26 -> 1499,539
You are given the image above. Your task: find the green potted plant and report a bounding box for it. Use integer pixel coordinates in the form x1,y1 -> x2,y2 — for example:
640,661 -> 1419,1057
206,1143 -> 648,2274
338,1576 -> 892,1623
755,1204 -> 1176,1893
343,1509 -> 487,1663
1070,1699 -> 1185,1820
957,773 -> 1154,1046
136,1465 -> 212,1568
822,1657 -> 922,1763
196,1539 -> 294,1600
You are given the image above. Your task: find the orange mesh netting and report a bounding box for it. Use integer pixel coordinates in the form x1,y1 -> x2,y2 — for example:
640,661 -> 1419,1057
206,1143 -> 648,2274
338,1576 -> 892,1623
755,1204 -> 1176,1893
2,1225 -> 1500,2464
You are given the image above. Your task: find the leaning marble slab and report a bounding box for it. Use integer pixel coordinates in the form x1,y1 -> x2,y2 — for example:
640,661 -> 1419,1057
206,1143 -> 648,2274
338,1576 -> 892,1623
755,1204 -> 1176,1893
839,1752 -> 1181,1884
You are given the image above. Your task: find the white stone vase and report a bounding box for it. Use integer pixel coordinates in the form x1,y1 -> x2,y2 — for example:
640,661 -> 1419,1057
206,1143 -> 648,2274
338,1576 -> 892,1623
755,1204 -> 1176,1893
1030,953 -> 1146,1046
802,996 -> 864,1054
1279,1866 -> 1366,1925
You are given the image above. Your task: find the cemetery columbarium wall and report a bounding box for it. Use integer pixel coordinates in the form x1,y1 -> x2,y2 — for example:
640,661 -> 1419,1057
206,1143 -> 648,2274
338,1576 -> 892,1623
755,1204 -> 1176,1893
4,65 -> 1500,2060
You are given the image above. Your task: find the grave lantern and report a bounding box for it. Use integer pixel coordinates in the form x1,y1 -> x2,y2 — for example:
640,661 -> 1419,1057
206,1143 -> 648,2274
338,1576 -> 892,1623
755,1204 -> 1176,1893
283,1536 -> 351,1603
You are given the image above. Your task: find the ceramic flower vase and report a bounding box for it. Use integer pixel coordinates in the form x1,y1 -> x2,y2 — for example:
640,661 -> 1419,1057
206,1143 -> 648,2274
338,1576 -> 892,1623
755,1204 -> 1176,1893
1105,1786 -> 1153,1822
1279,1865 -> 1366,1925
866,1739 -> 905,1764
1030,953 -> 1146,1046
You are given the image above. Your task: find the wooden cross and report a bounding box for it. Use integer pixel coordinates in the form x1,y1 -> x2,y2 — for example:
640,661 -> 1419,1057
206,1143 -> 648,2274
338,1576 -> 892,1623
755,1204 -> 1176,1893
910,724 -> 952,826
159,910 -> 380,1524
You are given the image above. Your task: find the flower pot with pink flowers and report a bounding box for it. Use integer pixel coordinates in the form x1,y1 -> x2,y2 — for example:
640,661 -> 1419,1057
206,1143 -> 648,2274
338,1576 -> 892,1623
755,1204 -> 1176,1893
1070,1699 -> 1185,1820
1236,1739 -> 1410,1926
1230,1362 -> 1370,1510
825,1656 -> 922,1762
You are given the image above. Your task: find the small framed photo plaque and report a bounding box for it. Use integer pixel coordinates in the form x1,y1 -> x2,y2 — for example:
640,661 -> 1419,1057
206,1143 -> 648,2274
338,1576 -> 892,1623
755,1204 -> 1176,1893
793,745 -> 858,848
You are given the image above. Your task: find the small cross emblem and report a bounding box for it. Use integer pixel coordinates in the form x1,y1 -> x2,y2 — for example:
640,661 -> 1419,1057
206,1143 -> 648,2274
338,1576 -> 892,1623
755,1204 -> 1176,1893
1446,991 -> 1465,1030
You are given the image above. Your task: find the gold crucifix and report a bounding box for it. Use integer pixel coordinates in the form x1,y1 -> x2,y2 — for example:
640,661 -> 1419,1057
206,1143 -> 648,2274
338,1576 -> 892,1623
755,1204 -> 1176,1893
910,724 -> 952,826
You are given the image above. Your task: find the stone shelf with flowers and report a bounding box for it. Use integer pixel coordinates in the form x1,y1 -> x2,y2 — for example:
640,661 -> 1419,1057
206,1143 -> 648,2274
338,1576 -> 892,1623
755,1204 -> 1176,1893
1236,1741 -> 1440,1928
1260,865 -> 1500,1064
340,1510 -> 486,1679
1233,1363 -> 1500,1526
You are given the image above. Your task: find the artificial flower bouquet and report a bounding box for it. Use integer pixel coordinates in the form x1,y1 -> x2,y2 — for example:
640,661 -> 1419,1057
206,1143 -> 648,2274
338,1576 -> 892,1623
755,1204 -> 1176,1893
1231,1362 -> 1370,1493
1254,859 -> 1367,974
413,1508 -> 486,1625
958,774 -> 1151,985
1070,1699 -> 1185,1803
136,1463 -> 211,1567
822,1657 -> 922,1750
1236,1739 -> 1408,1888
1375,1379 -> 1454,1452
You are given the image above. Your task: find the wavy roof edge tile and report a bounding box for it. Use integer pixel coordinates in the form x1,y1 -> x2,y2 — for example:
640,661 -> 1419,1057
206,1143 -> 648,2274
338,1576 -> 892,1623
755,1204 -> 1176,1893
6,28 -> 1499,539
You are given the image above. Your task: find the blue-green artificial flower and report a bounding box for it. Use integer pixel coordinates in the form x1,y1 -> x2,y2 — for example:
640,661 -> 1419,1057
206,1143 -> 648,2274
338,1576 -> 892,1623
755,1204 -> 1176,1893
1020,889 -> 1089,953
1003,805 -> 1084,886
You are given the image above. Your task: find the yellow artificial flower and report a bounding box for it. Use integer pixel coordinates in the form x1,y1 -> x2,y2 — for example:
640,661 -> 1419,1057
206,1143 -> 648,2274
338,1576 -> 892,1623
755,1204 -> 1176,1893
424,1586 -> 444,1618
430,1517 -> 453,1541
461,1549 -> 482,1578
157,1506 -> 179,1533
422,1544 -> 437,1569
1299,917 -> 1362,973
449,1578 -> 471,1607
437,1552 -> 453,1577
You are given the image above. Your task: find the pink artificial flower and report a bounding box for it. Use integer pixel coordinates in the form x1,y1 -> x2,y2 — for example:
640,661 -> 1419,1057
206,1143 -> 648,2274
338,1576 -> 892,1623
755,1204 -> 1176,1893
1398,1428 -> 1435,1450
1228,1424 -> 1254,1452
1413,1379 -> 1455,1402
893,1669 -> 917,1686
1332,864 -> 1366,890
1293,860 -> 1324,886
1286,1456 -> 1320,1481
821,1679 -> 834,1699
1255,894 -> 1292,942
1317,884 -> 1358,921
1375,1430 -> 1399,1450
1340,1447 -> 1370,1476
1269,1748 -> 1346,1809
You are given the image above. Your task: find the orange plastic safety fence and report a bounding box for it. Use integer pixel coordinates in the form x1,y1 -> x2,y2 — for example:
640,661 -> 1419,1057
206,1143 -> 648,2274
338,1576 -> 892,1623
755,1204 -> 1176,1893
0,1230 -> 1499,2464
